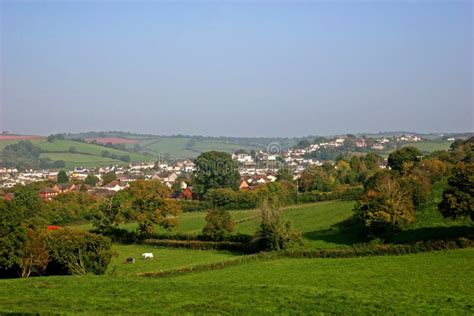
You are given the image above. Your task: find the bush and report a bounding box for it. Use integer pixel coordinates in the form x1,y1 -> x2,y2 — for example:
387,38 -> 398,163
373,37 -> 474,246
46,228 -> 113,275
143,239 -> 247,252
252,204 -> 302,251
202,209 -> 234,241
205,188 -> 258,210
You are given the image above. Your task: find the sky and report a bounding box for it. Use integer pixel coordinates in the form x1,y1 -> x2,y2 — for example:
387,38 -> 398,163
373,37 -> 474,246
0,0 -> 472,137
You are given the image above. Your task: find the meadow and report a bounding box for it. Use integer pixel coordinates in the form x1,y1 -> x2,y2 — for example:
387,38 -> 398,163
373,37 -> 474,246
138,137 -> 266,159
403,140 -> 454,153
2,182 -> 473,313
0,249 -> 472,314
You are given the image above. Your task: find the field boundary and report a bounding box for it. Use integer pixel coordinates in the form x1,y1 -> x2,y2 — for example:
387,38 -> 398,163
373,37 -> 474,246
139,238 -> 474,278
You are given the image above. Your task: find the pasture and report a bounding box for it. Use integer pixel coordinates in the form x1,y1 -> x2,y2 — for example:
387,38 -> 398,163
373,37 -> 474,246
402,140 -> 453,153
37,139 -> 151,162
0,249 -> 472,314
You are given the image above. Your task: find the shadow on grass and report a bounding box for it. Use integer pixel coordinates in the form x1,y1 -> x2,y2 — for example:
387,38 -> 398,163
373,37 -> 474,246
388,225 -> 474,244
302,219 -> 368,246
303,219 -> 474,247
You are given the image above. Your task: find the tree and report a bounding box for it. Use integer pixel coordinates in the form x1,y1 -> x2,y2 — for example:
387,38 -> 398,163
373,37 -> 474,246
20,229 -> 49,278
12,185 -> 47,227
253,202 -> 301,251
387,147 -> 422,173
354,171 -> 415,234
439,162 -> 474,220
276,169 -> 293,182
202,209 -> 234,241
92,191 -> 130,233
0,201 -> 27,276
448,137 -> 473,163
193,151 -> 240,197
68,146 -> 77,153
84,174 -> 99,187
127,179 -> 181,235
299,166 -> 335,192
57,170 -> 69,184
102,171 -> 117,185
296,139 -> 311,149
0,140 -> 41,170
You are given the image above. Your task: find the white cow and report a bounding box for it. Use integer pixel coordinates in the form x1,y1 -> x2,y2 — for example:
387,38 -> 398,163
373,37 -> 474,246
142,252 -> 154,260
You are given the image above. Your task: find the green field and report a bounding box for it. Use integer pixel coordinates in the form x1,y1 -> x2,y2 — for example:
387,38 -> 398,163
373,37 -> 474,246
2,183 -> 473,313
109,245 -> 237,276
1,138 -> 153,169
138,137 -> 269,159
402,140 -> 453,153
0,249 -> 472,314
39,152 -> 124,169
72,201 -> 356,249
0,138 -> 45,151
37,139 -> 152,162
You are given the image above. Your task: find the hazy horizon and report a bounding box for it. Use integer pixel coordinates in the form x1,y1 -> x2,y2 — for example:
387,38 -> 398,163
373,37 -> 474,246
1,1 -> 473,137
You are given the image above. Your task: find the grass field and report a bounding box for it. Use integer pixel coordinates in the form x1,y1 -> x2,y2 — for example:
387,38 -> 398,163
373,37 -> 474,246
109,245 -> 237,276
0,138 -> 153,169
402,140 -> 453,153
37,139 -> 151,162
0,138 -> 45,151
0,249 -> 472,314
139,137 -> 266,159
39,153 -> 125,168
2,181 -> 474,314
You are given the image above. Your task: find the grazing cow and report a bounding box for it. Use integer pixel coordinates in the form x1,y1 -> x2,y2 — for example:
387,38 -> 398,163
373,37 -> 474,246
123,257 -> 135,264
142,252 -> 154,260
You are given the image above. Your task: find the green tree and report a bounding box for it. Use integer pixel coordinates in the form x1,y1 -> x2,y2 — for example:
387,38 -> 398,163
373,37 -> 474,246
102,171 -> 117,185
276,168 -> 293,182
84,174 -> 99,187
253,202 -> 301,251
12,185 -> 48,227
57,170 -> 69,184
92,191 -> 130,233
387,147 -> 422,173
193,151 -> 240,197
0,201 -> 27,276
439,162 -> 473,220
354,171 -> 415,234
127,179 -> 181,236
202,209 -> 234,241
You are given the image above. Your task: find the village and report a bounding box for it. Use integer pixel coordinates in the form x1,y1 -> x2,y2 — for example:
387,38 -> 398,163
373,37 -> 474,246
0,133 -> 423,201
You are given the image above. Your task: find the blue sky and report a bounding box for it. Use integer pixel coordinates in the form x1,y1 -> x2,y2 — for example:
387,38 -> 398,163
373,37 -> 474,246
1,1 -> 472,137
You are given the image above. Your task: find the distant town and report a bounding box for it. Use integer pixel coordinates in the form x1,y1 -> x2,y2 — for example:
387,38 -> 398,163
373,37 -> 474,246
1,131 -> 468,201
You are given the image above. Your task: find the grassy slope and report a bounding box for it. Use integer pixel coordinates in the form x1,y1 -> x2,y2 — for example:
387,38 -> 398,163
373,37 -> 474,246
0,139 -> 45,151
0,138 -> 152,168
73,201 -> 356,249
139,137 -> 265,159
0,249 -> 472,314
37,139 -> 151,162
109,245 -> 236,276
402,140 -> 453,153
39,153 -> 124,169
139,137 -> 196,158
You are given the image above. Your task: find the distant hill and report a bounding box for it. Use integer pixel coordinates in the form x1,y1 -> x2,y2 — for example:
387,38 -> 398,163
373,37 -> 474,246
0,137 -> 153,169
64,132 -> 301,159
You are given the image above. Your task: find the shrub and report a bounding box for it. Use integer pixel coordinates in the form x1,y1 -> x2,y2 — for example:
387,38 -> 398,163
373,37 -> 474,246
202,209 -> 234,241
46,228 -> 113,275
177,200 -> 210,212
205,188 -> 258,210
439,162 -> 473,220
252,203 -> 302,251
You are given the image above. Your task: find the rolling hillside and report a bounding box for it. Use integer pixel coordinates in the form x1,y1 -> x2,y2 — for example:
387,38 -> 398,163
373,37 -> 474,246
0,138 -> 153,169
